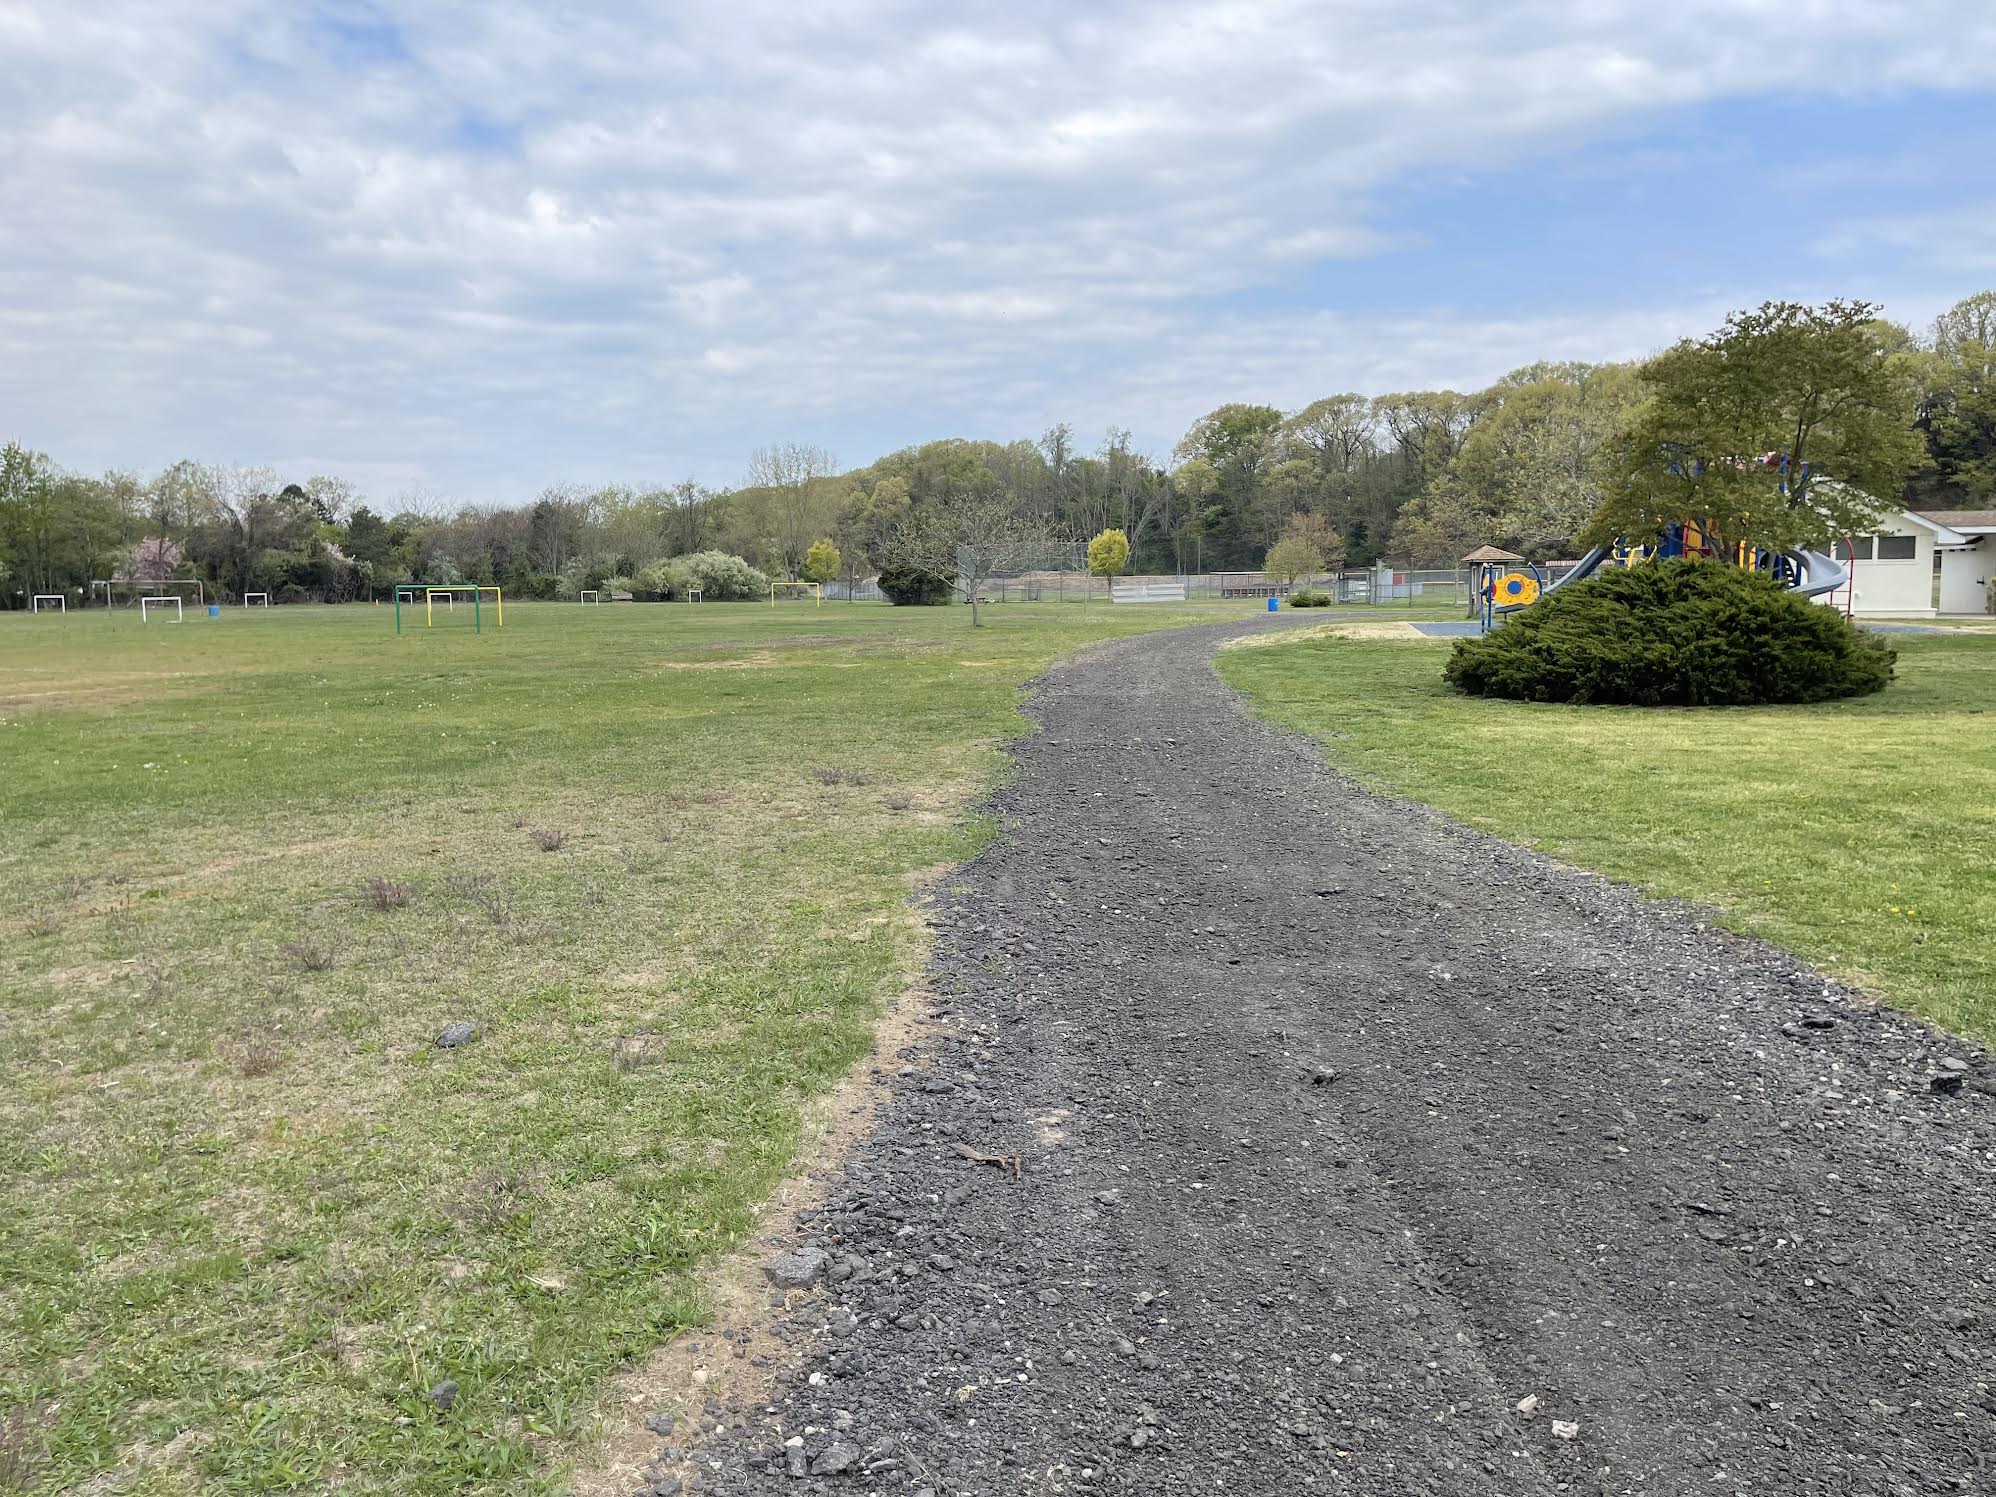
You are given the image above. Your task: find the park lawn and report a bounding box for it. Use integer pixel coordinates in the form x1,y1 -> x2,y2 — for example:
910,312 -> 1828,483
0,597 -> 1233,1496
1219,628 -> 1996,1039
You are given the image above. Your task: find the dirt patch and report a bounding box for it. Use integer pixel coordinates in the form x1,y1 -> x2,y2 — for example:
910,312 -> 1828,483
567,972 -> 939,1497
655,651 -> 784,672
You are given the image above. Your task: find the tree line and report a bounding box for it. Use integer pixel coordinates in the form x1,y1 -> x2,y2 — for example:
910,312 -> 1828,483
4,291 -> 1991,608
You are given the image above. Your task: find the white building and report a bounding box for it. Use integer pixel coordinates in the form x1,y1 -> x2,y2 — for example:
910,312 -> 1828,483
1918,510 -> 1996,616
1822,510 -> 1955,617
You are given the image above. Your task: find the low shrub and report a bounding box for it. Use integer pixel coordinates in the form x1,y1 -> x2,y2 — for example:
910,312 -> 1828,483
643,550 -> 770,601
877,563 -> 954,606
1444,557 -> 1895,706
1286,590 -> 1333,608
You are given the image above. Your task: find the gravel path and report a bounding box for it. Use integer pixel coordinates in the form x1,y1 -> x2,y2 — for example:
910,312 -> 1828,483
670,619 -> 1995,1496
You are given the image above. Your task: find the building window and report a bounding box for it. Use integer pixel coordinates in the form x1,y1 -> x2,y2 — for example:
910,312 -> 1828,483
1832,538 -> 1875,562
1875,534 -> 1917,561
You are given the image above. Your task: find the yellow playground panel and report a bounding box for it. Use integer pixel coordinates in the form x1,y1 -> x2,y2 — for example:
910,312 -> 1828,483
770,581 -> 823,607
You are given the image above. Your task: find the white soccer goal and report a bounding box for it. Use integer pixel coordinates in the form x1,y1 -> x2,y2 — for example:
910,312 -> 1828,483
140,596 -> 184,623
578,590 -> 600,605
244,592 -> 270,608
31,594 -> 66,614
687,587 -> 703,603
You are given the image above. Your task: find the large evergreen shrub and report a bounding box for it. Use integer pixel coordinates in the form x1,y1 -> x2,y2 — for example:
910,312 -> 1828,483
877,563 -> 953,606
1444,558 -> 1894,706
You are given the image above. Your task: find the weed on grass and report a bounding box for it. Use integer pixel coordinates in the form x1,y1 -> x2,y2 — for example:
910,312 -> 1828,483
1,1403 -> 52,1492
282,936 -> 337,972
363,874 -> 413,911
531,826 -> 567,852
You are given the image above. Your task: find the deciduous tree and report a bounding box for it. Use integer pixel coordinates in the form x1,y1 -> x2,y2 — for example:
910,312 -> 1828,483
1086,527 -> 1130,585
1588,300 -> 1927,552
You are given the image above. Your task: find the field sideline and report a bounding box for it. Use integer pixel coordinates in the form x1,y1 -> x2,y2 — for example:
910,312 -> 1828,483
0,598 -> 1248,1495
1219,626 -> 1996,1039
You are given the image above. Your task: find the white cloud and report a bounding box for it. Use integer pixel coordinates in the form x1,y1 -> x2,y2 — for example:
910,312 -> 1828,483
1,0 -> 1992,496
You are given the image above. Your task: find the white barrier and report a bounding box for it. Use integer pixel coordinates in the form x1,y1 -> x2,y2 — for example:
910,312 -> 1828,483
1111,580 -> 1188,604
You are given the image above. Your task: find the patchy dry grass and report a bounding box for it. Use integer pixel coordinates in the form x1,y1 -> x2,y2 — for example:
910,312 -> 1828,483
0,597 -> 1249,1494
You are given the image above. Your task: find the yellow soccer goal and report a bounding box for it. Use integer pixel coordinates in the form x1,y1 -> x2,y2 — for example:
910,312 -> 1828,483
769,581 -> 822,607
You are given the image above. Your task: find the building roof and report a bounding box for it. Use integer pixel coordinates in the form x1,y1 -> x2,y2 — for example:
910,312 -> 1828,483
1916,509 -> 1996,533
1460,545 -> 1524,563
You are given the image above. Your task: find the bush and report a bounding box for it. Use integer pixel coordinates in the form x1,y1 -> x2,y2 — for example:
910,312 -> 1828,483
877,562 -> 953,606
640,550 -> 769,602
1444,558 -> 1895,706
1287,590 -> 1332,608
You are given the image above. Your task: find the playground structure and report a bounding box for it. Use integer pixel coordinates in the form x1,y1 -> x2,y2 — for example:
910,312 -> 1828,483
1479,519 -> 1854,628
770,581 -> 822,607
392,584 -> 504,634
31,594 -> 67,614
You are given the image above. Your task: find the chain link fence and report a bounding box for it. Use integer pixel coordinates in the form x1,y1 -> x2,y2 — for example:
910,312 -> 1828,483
825,562 -> 1587,606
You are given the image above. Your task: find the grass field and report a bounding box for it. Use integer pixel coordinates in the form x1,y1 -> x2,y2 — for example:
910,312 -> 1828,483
0,597 -> 1254,1495
1219,626 -> 1996,1038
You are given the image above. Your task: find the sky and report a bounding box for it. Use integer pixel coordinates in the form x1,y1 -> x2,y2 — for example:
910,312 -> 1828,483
4,0 -> 1994,505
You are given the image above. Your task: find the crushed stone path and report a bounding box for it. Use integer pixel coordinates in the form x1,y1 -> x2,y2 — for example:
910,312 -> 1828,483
677,618 -> 1995,1496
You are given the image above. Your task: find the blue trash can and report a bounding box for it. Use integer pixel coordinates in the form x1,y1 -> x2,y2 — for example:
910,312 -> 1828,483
207,604 -> 221,617
1267,595 -> 1279,612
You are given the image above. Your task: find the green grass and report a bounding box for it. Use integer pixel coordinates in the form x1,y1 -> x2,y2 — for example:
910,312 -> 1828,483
0,597 -> 1249,1495
1219,626 -> 1996,1037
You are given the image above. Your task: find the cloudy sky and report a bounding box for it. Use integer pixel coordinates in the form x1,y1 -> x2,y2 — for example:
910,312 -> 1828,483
4,1 -> 1994,502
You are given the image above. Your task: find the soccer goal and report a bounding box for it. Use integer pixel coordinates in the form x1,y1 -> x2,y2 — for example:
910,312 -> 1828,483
392,583 -> 503,634
92,577 -> 206,611
770,581 -> 822,608
578,590 -> 601,605
244,592 -> 270,608
687,586 -> 702,604
140,596 -> 185,623
31,594 -> 66,614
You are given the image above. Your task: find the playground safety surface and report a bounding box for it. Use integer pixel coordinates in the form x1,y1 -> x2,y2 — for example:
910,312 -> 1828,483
661,617 -> 1995,1495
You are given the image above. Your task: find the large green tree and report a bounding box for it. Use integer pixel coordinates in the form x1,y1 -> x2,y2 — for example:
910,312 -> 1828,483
1455,362 -> 1641,557
1588,300 -> 1927,551
1914,290 -> 1996,504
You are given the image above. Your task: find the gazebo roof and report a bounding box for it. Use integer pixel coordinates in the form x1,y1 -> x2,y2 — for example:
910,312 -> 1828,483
1460,545 -> 1524,563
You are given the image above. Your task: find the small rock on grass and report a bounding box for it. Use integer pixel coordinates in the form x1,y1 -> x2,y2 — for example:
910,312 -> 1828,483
645,1410 -> 676,1437
427,1380 -> 458,1410
436,1021 -> 476,1049
764,1247 -> 829,1290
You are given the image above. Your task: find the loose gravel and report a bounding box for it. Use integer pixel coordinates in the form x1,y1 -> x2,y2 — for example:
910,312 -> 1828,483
658,618 -> 1996,1495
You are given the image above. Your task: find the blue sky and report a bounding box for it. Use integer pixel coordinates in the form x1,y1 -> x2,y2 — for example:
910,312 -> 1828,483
4,1 -> 1994,504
